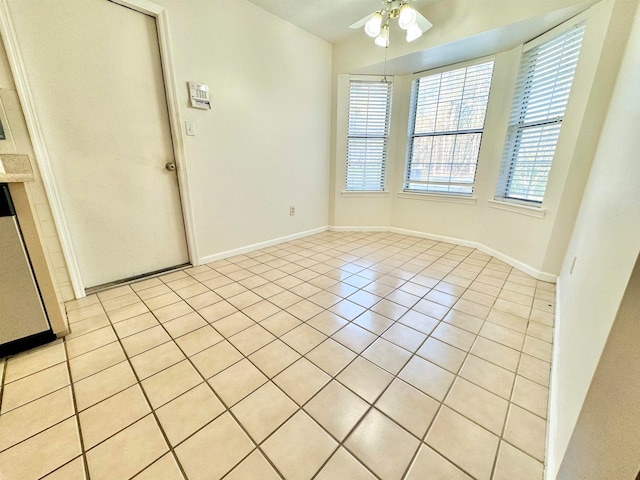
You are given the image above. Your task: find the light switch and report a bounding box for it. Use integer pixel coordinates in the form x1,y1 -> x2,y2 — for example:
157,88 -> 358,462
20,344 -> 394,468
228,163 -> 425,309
185,121 -> 196,136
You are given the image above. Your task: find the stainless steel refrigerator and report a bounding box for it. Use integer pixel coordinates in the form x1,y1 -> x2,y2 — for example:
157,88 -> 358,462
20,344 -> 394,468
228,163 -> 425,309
0,183 -> 54,357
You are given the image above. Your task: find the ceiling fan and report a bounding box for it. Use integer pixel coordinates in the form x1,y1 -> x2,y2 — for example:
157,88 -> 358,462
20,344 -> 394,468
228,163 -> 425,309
349,0 -> 433,47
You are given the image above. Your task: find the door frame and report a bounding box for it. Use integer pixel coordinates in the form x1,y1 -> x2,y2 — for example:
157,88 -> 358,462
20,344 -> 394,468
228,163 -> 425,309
0,0 -> 199,298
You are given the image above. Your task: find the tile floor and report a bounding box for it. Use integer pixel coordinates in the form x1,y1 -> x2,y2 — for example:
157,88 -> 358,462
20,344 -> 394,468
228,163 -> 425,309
0,231 -> 555,479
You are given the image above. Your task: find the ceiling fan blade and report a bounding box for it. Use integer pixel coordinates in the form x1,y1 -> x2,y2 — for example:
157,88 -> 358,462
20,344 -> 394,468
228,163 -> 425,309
415,12 -> 433,32
349,12 -> 376,29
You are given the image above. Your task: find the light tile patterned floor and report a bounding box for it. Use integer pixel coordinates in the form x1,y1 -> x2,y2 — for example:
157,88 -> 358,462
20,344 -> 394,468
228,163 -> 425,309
0,231 -> 554,479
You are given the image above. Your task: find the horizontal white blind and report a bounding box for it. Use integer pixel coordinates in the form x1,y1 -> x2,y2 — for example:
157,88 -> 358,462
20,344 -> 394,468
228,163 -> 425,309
497,23 -> 586,203
405,61 -> 494,194
346,80 -> 392,191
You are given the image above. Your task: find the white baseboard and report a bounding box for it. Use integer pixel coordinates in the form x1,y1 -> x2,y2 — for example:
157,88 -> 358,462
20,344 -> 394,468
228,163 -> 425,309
199,224 -> 558,282
391,227 -> 479,249
389,227 -> 557,283
198,226 -> 329,265
328,225 -> 389,232
478,244 -> 557,283
391,226 -> 557,281
331,225 -> 558,282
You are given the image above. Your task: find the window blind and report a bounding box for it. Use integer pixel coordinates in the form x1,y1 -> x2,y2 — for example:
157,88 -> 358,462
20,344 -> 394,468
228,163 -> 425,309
497,23 -> 586,204
405,60 -> 494,195
346,79 -> 392,191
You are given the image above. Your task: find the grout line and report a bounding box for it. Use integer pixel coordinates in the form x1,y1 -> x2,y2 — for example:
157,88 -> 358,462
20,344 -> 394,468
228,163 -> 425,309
243,245 -> 482,477
0,367 -> 71,413
233,238 -> 489,476
123,286 -> 289,480
70,360 -> 133,411
62,338 -> 92,480
50,231 -> 554,480
35,455 -> 84,479
399,250 -> 486,480
0,350 -> 68,387
173,237 -> 459,477
489,309 -> 533,479
0,385 -> 73,454
91,296 -> 192,480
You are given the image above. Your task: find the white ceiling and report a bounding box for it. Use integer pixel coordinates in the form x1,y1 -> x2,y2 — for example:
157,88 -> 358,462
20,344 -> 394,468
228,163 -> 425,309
244,0 -> 438,44
244,0 -> 595,75
355,3 -> 591,75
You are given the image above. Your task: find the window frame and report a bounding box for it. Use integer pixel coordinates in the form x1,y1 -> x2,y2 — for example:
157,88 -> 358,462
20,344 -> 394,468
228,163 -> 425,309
345,76 -> 393,193
403,56 -> 495,196
495,21 -> 587,206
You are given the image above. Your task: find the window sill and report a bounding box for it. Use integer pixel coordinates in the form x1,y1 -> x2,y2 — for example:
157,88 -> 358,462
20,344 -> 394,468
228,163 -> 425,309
397,192 -> 477,205
487,199 -> 546,219
341,190 -> 390,198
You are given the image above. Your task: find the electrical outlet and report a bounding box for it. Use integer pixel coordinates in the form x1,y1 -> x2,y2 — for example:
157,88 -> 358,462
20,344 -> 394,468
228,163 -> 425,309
290,206 -> 295,216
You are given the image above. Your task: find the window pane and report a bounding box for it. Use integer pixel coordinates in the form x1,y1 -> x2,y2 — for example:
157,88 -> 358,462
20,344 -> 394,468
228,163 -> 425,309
346,137 -> 386,191
498,23 -> 585,204
503,123 -> 561,203
406,133 -> 482,194
405,60 -> 494,195
346,80 -> 392,191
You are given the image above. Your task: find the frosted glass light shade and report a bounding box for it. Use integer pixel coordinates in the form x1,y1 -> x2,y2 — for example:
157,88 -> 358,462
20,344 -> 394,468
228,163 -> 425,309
364,12 -> 383,37
374,25 -> 390,47
398,4 -> 417,30
406,23 -> 423,42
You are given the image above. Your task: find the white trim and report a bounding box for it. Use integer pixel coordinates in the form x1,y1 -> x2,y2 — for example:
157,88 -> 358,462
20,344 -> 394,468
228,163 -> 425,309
0,0 -> 85,299
545,279 -> 562,480
391,227 -> 478,249
398,192 -> 477,205
478,241 -> 557,283
394,226 -> 557,281
329,225 -> 389,233
329,225 -> 558,282
349,74 -> 394,83
0,0 -> 198,298
488,199 -> 546,218
341,191 -> 390,198
524,10 -> 589,52
199,226 -> 329,265
152,8 -> 199,266
109,0 -> 163,15
412,54 -> 496,79
406,59 -> 494,196
111,0 -> 200,267
101,0 -> 200,268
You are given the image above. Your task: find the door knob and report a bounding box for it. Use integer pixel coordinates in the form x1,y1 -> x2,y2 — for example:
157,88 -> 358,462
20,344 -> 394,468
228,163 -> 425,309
165,162 -> 176,171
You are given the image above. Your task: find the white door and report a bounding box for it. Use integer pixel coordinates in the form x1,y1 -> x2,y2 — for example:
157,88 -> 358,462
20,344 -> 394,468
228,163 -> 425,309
8,0 -> 189,289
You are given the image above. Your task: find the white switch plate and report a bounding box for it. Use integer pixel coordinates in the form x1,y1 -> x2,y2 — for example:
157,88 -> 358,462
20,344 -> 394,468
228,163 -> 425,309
185,121 -> 196,136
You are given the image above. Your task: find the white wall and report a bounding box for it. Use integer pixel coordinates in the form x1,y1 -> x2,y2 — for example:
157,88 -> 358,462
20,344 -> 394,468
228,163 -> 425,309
149,0 -> 332,261
3,0 -> 332,293
556,254 -> 640,479
0,38 -> 74,301
548,3 -> 640,476
331,0 -> 634,280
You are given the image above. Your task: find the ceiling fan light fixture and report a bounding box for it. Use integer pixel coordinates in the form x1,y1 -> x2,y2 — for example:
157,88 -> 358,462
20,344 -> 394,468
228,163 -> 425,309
349,0 -> 430,46
374,24 -> 390,47
364,12 -> 383,37
398,4 -> 417,30
406,23 -> 423,42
